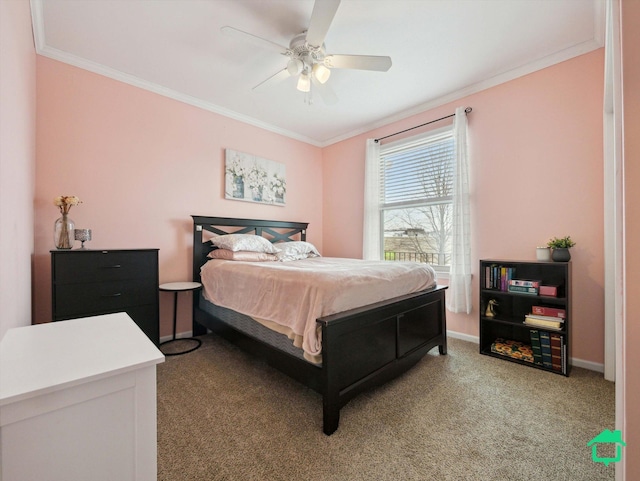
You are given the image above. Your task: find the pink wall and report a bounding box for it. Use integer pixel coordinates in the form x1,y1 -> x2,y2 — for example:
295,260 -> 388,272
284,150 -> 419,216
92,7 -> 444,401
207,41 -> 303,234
621,0 -> 640,476
12,7 -> 639,473
34,57 -> 323,337
0,0 -> 37,340
33,49 -> 609,364
18,7 -> 640,474
323,50 -> 605,365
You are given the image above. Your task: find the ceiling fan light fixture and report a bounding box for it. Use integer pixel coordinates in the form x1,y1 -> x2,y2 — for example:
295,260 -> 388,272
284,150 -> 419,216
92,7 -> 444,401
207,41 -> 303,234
224,0 -> 393,104
287,58 -> 303,76
297,72 -> 311,92
312,63 -> 331,84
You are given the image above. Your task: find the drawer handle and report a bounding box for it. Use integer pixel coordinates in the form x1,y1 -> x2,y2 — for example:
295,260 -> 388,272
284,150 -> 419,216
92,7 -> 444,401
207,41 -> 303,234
104,264 -> 122,269
102,293 -> 122,297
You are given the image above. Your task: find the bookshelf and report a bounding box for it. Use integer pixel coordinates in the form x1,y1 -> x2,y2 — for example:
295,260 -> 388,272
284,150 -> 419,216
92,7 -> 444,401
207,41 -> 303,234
479,259 -> 571,376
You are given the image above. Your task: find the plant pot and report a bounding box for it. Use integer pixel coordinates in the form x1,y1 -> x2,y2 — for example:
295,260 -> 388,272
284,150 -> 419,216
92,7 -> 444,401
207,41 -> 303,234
552,247 -> 571,262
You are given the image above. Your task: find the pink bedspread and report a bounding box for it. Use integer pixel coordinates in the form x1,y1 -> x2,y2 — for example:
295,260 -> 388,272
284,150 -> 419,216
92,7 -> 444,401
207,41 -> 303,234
200,257 -> 437,361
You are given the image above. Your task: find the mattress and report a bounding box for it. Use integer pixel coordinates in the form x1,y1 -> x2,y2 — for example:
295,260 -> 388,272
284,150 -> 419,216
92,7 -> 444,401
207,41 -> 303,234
200,256 -> 437,362
198,291 -> 310,363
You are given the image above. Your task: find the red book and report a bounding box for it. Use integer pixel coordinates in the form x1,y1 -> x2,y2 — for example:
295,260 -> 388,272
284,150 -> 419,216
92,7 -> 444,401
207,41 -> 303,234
539,285 -> 558,297
531,306 -> 565,318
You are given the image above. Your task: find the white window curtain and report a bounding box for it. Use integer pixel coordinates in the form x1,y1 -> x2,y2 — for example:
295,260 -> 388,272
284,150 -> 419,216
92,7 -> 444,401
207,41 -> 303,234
362,138 -> 381,260
446,106 -> 472,313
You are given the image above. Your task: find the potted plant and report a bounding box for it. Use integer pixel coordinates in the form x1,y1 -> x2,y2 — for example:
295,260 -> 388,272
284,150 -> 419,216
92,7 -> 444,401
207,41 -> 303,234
547,236 -> 576,262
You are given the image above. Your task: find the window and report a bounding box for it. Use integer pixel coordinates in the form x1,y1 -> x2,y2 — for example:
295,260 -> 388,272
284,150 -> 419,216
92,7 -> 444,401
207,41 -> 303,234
379,127 -> 454,272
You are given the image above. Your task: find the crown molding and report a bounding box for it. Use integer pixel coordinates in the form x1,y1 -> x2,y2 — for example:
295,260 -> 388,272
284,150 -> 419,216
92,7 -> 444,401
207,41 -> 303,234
30,0 -> 605,149
29,0 -> 323,147
322,36 -> 604,147
36,45 -> 325,147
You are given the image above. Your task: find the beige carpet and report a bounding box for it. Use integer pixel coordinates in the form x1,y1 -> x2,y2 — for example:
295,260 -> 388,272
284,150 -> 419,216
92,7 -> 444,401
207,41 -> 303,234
157,335 -> 615,481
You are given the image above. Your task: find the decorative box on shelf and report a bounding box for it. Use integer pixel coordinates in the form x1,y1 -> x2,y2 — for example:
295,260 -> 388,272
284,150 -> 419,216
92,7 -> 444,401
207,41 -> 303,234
539,285 -> 559,297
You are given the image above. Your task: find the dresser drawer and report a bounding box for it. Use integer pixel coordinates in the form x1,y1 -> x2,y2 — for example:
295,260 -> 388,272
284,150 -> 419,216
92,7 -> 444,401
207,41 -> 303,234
53,250 -> 157,284
54,280 -> 157,319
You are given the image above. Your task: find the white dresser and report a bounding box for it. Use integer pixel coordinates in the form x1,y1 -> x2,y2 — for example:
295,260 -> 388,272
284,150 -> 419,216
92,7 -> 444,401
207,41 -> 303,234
0,312 -> 165,481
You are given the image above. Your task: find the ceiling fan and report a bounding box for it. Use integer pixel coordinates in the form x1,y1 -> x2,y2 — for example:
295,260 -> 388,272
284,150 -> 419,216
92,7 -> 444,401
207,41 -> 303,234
221,0 -> 392,105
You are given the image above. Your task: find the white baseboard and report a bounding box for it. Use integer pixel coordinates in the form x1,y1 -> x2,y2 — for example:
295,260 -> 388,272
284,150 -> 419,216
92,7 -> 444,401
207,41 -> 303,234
159,330 -> 194,344
446,329 -> 605,374
570,358 -> 605,373
447,329 -> 479,344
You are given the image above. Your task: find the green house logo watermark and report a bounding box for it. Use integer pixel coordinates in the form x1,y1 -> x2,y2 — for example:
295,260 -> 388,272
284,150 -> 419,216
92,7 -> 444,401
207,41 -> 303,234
587,430 -> 626,466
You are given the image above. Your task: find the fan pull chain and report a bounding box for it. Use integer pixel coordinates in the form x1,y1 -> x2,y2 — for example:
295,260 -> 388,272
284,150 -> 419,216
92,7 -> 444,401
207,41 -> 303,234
304,89 -> 314,106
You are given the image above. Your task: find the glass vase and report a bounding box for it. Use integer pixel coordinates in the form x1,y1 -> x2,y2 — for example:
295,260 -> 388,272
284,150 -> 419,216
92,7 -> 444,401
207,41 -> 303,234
54,214 -> 75,249
232,176 -> 244,198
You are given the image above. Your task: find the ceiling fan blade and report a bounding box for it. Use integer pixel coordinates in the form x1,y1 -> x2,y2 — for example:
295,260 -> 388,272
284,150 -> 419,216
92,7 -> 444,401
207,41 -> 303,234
221,26 -> 289,55
325,54 -> 392,72
311,76 -> 338,105
305,0 -> 341,47
252,68 -> 291,91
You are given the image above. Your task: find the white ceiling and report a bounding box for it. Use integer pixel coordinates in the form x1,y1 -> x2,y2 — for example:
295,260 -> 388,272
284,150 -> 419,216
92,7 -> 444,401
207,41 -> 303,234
31,0 -> 604,147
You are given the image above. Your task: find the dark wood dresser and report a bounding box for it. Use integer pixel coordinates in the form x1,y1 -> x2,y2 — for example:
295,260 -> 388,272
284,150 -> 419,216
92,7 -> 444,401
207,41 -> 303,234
51,249 -> 159,345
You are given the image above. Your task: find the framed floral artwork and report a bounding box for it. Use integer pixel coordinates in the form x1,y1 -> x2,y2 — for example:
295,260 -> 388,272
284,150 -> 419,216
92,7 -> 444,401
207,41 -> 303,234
225,149 -> 286,205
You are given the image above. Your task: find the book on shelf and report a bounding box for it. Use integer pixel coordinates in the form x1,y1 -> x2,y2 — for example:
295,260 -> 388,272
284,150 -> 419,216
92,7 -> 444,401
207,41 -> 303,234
527,313 -> 565,323
524,321 -> 562,331
501,267 -> 510,291
524,315 -> 563,330
529,329 -> 543,366
550,333 -> 563,372
508,285 -> 539,295
539,331 -> 553,369
531,306 -> 566,318
509,279 -> 541,288
485,265 -> 515,291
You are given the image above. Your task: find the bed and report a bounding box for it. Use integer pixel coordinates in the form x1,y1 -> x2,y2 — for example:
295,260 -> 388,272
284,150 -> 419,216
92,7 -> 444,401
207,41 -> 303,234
191,215 -> 448,435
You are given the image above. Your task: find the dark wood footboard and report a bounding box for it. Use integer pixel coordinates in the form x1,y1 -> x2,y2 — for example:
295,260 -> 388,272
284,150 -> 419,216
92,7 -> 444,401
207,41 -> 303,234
191,215 -> 448,435
318,286 -> 447,434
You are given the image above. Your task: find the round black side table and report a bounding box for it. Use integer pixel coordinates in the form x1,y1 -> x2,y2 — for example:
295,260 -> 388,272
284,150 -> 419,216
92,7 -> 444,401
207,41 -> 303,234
159,281 -> 202,356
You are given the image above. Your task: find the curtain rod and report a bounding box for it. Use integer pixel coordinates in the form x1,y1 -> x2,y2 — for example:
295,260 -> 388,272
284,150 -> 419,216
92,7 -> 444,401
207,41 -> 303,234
374,107 -> 472,143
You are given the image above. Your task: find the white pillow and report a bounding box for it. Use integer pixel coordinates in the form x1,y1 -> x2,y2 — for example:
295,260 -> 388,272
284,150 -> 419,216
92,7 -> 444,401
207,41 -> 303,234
208,249 -> 277,262
275,241 -> 321,262
211,234 -> 280,254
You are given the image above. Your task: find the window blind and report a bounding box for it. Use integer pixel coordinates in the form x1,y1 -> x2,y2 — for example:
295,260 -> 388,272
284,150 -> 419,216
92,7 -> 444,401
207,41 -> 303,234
380,129 -> 454,208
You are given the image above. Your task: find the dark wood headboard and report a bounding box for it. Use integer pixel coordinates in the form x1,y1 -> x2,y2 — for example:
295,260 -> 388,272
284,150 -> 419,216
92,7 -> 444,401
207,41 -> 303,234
191,216 -> 309,282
